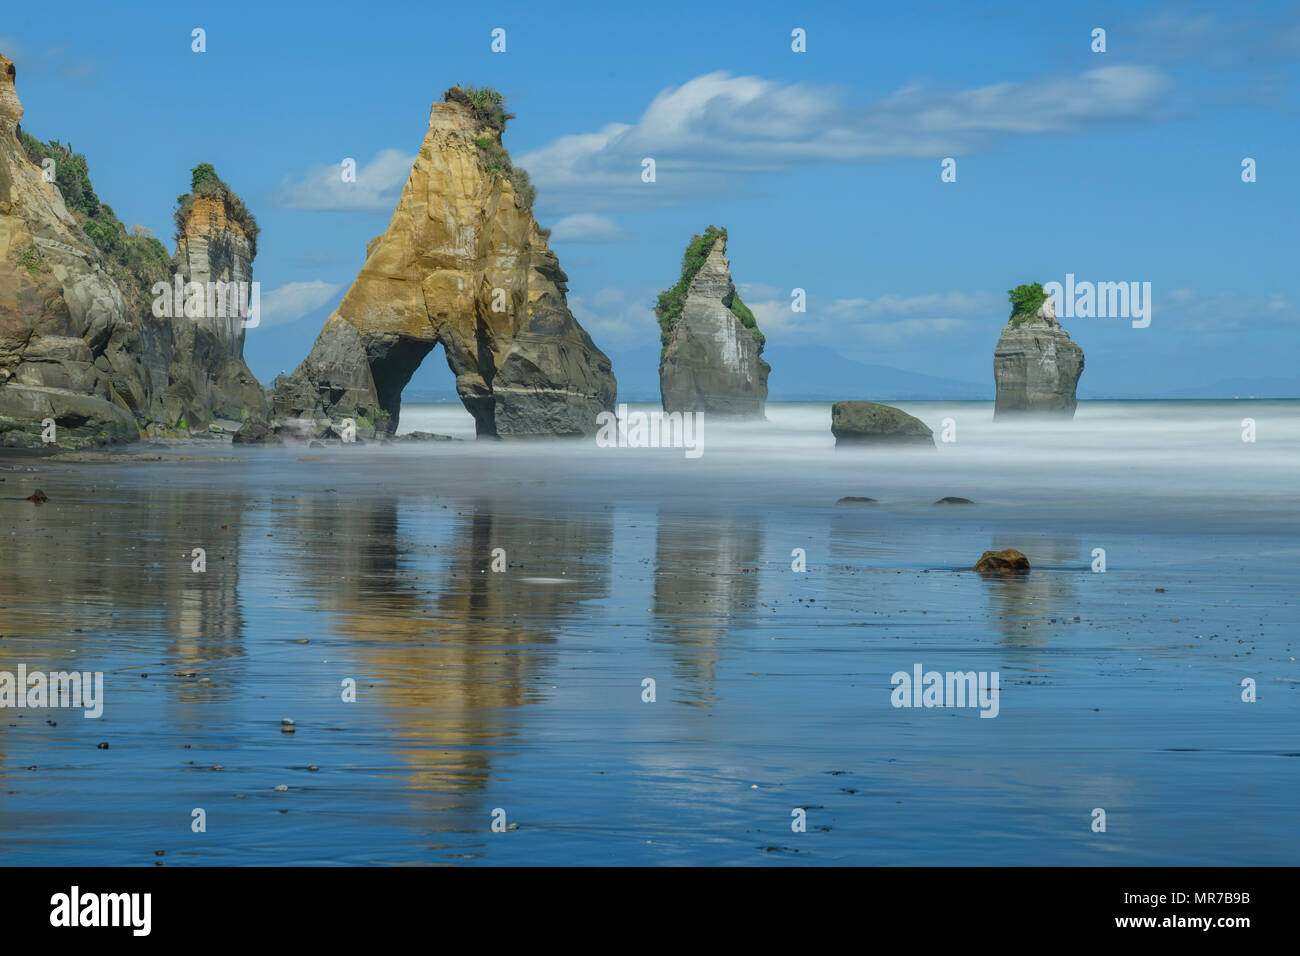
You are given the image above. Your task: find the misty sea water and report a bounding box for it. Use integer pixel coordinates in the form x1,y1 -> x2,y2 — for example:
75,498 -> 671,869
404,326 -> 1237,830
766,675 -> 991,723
0,400 -> 1296,865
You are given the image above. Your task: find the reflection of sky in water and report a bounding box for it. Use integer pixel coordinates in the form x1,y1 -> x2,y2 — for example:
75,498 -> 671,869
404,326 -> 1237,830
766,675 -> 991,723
0,401 -> 1297,864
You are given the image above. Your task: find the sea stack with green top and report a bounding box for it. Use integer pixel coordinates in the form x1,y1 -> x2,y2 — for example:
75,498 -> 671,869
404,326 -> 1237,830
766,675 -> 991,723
993,282 -> 1085,418
657,227 -> 769,417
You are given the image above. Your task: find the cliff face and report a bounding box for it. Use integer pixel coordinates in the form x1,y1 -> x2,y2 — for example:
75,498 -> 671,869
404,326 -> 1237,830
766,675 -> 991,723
0,53 -> 144,445
272,90 -> 615,437
659,235 -> 768,417
0,53 -> 266,446
993,295 -> 1085,417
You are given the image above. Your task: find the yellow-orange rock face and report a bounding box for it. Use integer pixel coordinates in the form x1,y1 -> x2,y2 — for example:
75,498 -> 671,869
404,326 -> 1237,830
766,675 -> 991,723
273,95 -> 615,437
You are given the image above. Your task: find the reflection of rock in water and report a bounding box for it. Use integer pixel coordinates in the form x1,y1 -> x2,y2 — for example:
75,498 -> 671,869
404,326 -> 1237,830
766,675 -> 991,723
981,534 -> 1080,647
652,510 -> 763,703
0,481 -> 249,734
273,495 -> 611,817
0,485 -> 247,658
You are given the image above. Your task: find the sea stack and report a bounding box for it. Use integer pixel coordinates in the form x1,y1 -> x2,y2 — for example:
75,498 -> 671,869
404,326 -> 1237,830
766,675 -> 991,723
657,227 -> 768,417
171,164 -> 257,358
271,87 -> 615,438
993,284 -> 1084,417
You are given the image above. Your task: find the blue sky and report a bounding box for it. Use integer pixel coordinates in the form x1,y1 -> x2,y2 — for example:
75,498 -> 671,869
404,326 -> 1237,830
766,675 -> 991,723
5,0 -> 1298,398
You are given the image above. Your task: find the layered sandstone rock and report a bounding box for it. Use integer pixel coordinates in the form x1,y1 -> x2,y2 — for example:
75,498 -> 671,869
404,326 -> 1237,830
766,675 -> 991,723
0,53 -> 266,446
172,191 -> 255,357
993,294 -> 1085,417
0,54 -> 146,445
272,89 -> 615,438
659,232 -> 768,417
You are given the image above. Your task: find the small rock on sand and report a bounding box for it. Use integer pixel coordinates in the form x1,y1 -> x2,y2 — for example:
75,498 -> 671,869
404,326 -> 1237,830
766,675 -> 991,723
974,549 -> 1030,573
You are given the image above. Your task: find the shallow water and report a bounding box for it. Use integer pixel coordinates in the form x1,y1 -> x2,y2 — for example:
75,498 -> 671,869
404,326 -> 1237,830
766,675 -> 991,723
0,401 -> 1297,864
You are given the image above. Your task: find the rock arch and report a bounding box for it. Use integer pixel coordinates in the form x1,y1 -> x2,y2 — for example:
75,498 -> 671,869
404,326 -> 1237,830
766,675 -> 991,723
271,95 -> 615,438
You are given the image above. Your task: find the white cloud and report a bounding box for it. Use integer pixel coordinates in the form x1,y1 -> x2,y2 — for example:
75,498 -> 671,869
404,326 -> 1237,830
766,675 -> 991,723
258,280 -> 343,327
547,213 -> 629,242
517,68 -> 1170,210
272,149 -> 414,210
1137,10 -> 1300,68
741,289 -> 1000,345
1162,288 -> 1297,333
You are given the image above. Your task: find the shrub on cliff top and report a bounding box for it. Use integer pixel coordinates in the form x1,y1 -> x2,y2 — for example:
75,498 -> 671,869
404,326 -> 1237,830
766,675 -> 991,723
654,226 -> 763,348
1008,282 -> 1048,326
173,163 -> 260,258
19,130 -> 99,219
447,85 -> 515,132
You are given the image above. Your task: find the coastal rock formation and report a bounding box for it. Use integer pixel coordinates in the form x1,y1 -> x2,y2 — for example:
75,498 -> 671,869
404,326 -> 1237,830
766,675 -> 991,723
272,88 -> 615,438
0,53 -> 267,447
0,54 -> 147,446
658,229 -> 768,416
831,401 -> 933,446
171,166 -> 257,358
993,291 -> 1084,417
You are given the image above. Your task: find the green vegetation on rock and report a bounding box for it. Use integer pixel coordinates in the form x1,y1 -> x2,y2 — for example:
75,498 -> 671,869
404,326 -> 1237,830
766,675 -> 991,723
1008,282 -> 1048,326
14,241 -> 51,277
728,292 -> 764,346
654,226 -> 763,348
173,162 -> 260,257
459,89 -> 535,214
18,130 -> 172,317
448,85 -> 515,132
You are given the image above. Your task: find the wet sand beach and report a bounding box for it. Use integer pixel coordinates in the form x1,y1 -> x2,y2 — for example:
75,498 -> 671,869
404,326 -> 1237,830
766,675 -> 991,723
1,401 -> 1297,864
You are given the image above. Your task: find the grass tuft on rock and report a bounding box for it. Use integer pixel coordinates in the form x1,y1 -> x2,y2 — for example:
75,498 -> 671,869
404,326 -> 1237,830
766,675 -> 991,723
447,86 -> 515,132
14,241 -> 51,277
1008,282 -> 1048,326
458,89 -> 536,215
173,163 -> 260,258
